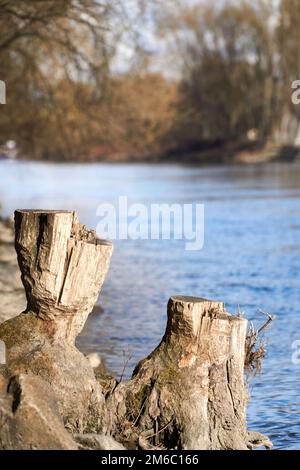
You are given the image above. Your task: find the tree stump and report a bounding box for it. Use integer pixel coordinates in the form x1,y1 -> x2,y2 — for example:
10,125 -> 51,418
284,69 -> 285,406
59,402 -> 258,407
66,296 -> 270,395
14,209 -> 112,342
0,210 -> 113,432
111,296 -> 249,449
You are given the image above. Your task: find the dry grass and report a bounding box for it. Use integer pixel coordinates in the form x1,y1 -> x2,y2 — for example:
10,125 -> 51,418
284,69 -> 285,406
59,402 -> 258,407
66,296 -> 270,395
244,309 -> 275,378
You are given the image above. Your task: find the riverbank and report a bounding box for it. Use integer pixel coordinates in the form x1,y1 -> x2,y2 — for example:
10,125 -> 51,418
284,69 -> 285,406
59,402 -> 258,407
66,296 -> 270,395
0,209 -> 271,450
51,143 -> 300,165
3,141 -> 300,165
150,142 -> 300,166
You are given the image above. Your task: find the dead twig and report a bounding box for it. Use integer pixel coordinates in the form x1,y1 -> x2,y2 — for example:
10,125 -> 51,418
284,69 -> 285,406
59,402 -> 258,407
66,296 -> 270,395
257,309 -> 275,335
144,418 -> 174,440
133,396 -> 148,426
118,347 -> 132,383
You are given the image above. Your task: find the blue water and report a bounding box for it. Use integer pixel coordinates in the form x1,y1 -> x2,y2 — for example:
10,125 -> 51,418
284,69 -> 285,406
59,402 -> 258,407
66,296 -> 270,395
0,159 -> 300,449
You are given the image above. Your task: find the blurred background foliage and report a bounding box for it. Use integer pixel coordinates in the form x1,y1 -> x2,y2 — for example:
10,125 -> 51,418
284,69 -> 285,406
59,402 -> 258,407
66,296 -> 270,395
1,0 -> 300,161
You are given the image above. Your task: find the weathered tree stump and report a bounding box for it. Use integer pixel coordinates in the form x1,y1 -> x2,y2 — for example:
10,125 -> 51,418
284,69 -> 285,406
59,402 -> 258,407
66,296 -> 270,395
0,210 -> 113,438
111,296 -> 248,449
14,209 -> 112,342
0,210 -> 270,450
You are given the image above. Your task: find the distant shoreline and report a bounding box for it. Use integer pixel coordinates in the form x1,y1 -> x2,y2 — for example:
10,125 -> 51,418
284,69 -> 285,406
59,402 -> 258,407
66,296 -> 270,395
1,142 -> 300,166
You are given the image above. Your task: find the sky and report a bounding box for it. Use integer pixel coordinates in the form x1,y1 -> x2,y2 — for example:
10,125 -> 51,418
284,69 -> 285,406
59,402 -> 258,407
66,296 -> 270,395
111,0 -> 281,77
